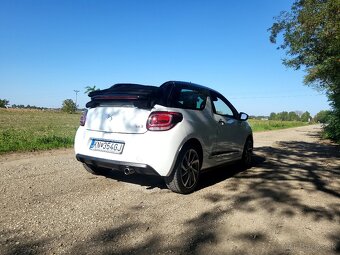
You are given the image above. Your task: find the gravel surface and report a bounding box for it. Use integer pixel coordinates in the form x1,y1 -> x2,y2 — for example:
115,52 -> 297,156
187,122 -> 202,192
0,124 -> 339,255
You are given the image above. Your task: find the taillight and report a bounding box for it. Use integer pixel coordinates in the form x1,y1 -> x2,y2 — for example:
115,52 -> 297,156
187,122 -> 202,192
80,109 -> 88,126
146,111 -> 183,131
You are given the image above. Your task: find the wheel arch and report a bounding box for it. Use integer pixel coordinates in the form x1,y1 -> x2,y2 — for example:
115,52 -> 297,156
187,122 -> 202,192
243,133 -> 254,153
183,138 -> 203,166
165,137 -> 203,194
247,133 -> 254,146
166,137 -> 204,177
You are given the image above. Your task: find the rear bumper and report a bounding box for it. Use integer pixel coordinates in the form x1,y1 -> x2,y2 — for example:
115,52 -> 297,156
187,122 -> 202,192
74,125 -> 187,176
76,154 -> 160,176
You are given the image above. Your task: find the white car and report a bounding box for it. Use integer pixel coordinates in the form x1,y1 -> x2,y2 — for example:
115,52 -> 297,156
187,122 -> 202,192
75,81 -> 253,194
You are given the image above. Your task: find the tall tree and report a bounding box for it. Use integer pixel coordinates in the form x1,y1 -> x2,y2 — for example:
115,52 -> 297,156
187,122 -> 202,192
301,111 -> 312,122
269,0 -> 340,142
314,110 -> 331,123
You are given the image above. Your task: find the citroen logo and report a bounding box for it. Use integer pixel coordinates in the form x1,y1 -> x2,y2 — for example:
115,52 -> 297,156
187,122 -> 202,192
106,114 -> 114,121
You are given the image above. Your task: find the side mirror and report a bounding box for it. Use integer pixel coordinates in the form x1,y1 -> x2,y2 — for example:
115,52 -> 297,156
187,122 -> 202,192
239,112 -> 249,121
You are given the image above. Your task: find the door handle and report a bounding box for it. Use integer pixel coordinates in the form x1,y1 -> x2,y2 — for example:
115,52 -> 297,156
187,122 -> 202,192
218,119 -> 225,125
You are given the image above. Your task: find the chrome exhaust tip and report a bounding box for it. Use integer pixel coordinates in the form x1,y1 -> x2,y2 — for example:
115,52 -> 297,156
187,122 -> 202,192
124,167 -> 135,175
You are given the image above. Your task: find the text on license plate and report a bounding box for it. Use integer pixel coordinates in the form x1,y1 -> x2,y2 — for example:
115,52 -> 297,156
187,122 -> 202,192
89,139 -> 125,154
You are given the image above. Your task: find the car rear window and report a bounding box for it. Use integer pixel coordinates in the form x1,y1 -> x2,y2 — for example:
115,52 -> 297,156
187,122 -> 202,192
169,87 -> 207,110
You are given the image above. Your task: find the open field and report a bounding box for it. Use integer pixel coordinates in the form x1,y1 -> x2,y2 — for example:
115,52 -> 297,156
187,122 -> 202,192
0,109 -> 80,153
0,109 -> 309,153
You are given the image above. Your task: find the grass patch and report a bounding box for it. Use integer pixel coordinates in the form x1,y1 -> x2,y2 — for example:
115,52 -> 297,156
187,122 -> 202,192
248,119 -> 308,132
0,109 -> 80,153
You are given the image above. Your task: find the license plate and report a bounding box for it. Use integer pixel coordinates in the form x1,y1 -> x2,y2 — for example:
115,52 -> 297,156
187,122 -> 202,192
89,139 -> 125,154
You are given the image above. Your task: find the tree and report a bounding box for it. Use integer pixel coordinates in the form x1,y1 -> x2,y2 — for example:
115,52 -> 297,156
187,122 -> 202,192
84,85 -> 99,95
269,0 -> 340,142
269,112 -> 277,120
0,99 -> 9,108
61,99 -> 77,113
288,111 -> 300,121
279,111 -> 289,121
301,111 -> 311,122
314,110 -> 331,123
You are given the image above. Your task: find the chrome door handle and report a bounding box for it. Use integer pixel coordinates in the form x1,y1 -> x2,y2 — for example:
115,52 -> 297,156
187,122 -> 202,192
219,119 -> 225,125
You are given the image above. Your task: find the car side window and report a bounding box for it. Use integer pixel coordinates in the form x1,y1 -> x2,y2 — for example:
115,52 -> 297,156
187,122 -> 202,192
170,87 -> 207,110
212,94 -> 235,118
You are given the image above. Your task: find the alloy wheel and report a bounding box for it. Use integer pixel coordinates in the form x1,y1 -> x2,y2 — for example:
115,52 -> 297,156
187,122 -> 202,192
180,149 -> 200,189
244,140 -> 253,166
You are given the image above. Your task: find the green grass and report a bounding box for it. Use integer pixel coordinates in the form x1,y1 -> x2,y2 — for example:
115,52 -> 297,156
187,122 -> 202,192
0,109 -> 80,154
0,109 -> 309,154
248,119 -> 308,132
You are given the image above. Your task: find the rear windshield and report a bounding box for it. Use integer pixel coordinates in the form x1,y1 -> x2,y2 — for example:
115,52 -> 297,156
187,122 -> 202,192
169,86 -> 207,110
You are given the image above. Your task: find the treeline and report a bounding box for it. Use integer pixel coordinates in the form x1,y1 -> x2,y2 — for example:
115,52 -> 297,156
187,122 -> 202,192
268,110 -> 331,123
0,98 -> 49,110
11,104 -> 48,110
269,111 -> 311,122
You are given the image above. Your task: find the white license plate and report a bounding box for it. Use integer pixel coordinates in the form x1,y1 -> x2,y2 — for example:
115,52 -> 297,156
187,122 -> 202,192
89,139 -> 125,154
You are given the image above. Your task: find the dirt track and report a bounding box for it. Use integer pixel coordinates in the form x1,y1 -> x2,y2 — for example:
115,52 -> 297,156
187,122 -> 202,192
0,124 -> 339,255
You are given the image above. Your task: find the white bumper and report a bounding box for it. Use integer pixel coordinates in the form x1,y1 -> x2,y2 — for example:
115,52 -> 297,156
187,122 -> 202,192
74,125 -> 186,176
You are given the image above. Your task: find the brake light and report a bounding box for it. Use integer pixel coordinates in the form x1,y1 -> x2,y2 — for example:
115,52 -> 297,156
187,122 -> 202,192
147,111 -> 183,131
80,110 -> 88,126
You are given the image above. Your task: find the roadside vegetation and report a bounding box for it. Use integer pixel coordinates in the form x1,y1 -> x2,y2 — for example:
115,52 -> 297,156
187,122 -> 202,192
248,119 -> 308,132
0,108 -> 309,154
0,109 -> 80,153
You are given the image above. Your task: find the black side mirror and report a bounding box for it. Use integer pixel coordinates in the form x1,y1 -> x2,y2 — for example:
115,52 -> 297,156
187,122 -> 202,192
239,112 -> 249,121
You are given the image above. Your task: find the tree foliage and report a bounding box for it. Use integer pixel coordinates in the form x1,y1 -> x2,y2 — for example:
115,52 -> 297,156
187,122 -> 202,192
84,85 -> 99,95
314,110 -> 331,123
61,99 -> 77,113
288,111 -> 300,121
269,0 -> 340,142
300,111 -> 312,122
0,99 -> 9,108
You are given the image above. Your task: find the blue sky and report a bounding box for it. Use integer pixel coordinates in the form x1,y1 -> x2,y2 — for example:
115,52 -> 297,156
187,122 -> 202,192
0,0 -> 330,116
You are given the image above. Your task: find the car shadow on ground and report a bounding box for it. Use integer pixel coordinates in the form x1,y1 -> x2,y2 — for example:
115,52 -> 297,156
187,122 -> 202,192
96,155 -> 266,192
196,154 -> 265,191
98,170 -> 167,190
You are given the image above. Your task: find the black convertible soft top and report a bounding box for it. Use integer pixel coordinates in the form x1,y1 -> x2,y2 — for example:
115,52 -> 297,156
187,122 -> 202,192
85,81 -> 212,109
86,83 -> 163,108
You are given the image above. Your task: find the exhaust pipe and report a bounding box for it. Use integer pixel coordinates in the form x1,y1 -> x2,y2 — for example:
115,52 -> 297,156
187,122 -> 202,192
124,167 -> 135,175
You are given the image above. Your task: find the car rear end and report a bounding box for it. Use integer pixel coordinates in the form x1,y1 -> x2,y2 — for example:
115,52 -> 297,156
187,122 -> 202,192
74,83 -> 187,176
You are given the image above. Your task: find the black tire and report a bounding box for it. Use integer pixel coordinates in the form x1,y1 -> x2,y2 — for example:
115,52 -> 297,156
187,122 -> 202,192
241,138 -> 253,169
165,145 -> 201,194
82,163 -> 104,175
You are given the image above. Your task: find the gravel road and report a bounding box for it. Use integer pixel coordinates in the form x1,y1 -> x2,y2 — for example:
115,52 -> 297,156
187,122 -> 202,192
1,124 -> 339,255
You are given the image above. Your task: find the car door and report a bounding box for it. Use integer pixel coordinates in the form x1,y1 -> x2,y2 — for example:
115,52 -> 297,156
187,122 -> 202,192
210,92 -> 242,162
